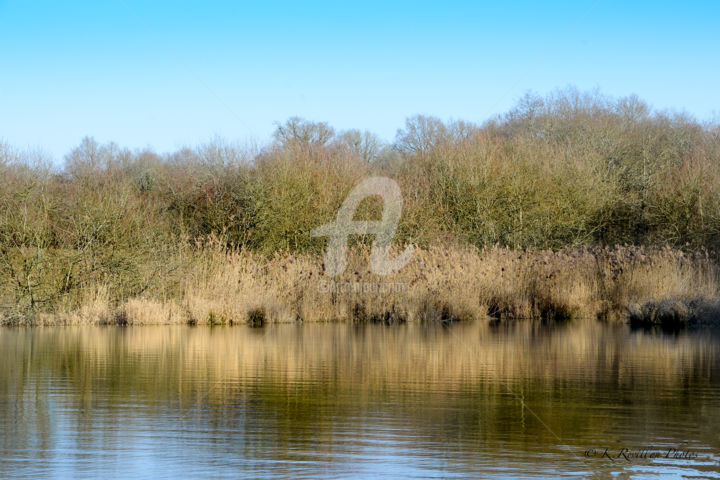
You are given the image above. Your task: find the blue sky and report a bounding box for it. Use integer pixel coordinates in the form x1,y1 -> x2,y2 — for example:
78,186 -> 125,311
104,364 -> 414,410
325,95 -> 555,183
1,0 -> 719,161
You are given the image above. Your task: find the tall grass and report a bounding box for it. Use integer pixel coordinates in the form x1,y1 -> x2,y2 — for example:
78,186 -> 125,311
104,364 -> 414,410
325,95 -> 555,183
2,88 -> 720,324
7,240 -> 717,326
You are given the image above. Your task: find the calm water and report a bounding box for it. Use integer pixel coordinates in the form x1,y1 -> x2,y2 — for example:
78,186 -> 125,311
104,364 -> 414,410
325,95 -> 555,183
1,322 -> 719,479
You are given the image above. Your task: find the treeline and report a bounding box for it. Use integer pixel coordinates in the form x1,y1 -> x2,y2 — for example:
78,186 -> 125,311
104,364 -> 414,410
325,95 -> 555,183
1,87 -> 720,316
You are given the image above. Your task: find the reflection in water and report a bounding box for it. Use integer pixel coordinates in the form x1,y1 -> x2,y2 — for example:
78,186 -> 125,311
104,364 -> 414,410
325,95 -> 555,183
1,322 -> 719,478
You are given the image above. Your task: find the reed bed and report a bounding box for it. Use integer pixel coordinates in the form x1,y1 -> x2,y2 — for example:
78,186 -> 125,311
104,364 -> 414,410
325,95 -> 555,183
6,242 -> 716,326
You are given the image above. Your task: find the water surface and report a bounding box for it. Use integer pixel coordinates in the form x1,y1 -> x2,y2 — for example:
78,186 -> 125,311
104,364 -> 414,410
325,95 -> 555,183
1,322 -> 719,478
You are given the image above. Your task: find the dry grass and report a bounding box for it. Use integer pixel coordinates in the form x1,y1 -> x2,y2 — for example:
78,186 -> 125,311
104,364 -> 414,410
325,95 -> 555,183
5,242 -> 715,326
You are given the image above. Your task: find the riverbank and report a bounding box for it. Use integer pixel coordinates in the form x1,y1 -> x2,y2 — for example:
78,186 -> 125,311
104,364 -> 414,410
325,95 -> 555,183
2,244 -> 717,327
3,90 -> 720,326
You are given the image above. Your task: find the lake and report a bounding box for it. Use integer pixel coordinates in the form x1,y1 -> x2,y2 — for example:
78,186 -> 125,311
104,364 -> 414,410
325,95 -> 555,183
1,322 -> 719,479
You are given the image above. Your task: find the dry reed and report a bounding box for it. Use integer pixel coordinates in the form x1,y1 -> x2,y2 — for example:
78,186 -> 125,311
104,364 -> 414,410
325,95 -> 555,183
5,242 -> 716,326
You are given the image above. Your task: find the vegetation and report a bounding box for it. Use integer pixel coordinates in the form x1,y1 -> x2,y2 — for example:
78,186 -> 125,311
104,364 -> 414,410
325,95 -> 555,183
2,88 -> 720,325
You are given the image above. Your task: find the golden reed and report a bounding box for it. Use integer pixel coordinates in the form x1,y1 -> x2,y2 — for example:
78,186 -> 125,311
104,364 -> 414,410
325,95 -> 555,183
15,242 -> 717,326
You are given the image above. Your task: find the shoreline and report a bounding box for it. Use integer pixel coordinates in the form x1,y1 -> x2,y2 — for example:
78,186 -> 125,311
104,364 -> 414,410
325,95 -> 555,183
3,245 -> 718,328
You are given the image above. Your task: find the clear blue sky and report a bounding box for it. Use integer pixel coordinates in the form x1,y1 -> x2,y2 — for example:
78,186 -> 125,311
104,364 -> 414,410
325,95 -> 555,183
1,0 -> 719,161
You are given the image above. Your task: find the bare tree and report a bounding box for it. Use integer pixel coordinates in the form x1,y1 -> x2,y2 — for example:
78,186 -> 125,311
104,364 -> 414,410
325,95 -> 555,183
274,117 -> 335,149
394,115 -> 448,155
335,129 -> 383,163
